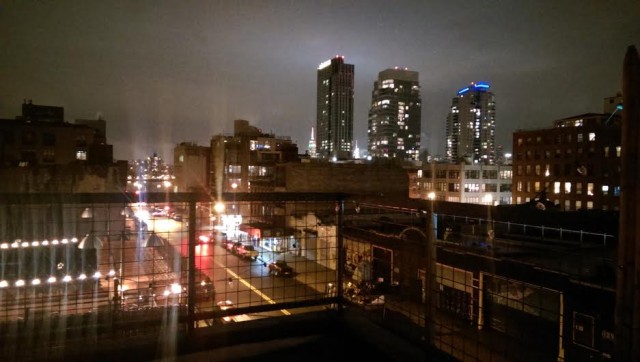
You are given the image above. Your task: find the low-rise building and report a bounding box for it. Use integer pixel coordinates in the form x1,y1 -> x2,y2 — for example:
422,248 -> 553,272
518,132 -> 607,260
512,98 -> 622,211
411,163 -> 512,205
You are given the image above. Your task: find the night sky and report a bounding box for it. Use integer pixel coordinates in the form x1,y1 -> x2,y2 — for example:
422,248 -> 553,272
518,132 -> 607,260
1,1 -> 638,161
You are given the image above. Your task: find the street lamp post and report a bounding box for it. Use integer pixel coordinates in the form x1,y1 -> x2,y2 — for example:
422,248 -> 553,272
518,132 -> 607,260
420,206 -> 436,347
231,182 -> 238,215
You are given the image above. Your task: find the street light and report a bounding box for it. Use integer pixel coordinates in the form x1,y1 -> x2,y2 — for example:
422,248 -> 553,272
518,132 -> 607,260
231,182 -> 238,214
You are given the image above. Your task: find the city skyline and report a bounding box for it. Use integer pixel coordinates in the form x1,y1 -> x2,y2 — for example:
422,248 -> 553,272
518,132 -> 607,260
0,1 -> 637,161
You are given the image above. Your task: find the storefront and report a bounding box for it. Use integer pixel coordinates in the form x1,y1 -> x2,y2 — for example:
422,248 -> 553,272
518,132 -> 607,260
239,223 -> 297,253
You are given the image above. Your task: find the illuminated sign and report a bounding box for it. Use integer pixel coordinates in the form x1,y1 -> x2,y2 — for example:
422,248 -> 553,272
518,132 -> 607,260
318,59 -> 332,70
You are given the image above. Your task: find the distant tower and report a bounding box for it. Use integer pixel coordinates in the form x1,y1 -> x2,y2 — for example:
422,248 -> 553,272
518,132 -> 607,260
308,126 -> 317,158
368,68 -> 421,161
316,56 -> 354,160
353,140 -> 360,159
445,82 -> 496,164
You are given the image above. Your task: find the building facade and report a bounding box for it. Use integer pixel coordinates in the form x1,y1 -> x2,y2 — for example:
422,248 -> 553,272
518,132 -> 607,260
0,101 -> 114,167
411,163 -> 512,205
512,111 -> 622,211
368,68 -> 421,161
210,119 -> 299,193
275,162 -> 409,196
173,142 -> 210,192
0,101 -> 125,192
445,82 -> 496,165
316,56 -> 354,161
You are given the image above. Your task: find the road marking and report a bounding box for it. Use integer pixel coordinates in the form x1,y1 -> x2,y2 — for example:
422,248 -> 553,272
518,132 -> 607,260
213,259 -> 291,316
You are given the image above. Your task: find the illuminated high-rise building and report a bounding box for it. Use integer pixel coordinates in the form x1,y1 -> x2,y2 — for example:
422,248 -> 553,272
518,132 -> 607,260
316,56 -> 354,160
368,68 -> 421,161
308,126 -> 317,158
445,82 -> 496,164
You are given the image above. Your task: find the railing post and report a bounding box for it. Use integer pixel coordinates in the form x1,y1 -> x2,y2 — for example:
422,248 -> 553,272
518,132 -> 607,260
336,197 -> 344,311
187,196 -> 197,332
580,230 -> 583,246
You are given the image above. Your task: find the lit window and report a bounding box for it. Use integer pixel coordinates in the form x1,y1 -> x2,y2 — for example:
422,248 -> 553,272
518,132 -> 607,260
577,133 -> 583,142
576,183 -> 582,195
604,146 -> 609,157
587,183 -> 594,196
587,201 -> 593,209
602,185 -> 609,196
616,146 -> 621,157
576,200 -> 582,209
554,182 -> 560,194
534,181 -> 540,192
588,133 -> 596,141
565,200 -> 571,210
564,182 -> 571,194
76,150 -> 87,160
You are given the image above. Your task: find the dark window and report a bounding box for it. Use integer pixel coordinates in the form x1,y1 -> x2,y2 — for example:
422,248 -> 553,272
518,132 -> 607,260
42,132 -> 56,146
22,130 -> 36,145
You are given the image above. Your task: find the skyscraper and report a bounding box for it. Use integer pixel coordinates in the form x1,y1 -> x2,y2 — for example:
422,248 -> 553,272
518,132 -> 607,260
368,68 -> 421,161
445,82 -> 496,164
316,56 -> 354,160
307,126 -> 316,158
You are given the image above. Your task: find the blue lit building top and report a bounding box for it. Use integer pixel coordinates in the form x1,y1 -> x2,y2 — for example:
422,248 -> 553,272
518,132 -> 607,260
457,82 -> 490,95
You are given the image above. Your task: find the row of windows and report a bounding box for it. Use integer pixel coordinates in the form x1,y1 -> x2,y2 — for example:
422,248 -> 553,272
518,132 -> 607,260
15,149 -> 86,166
515,163 -> 620,177
516,132 -> 599,146
422,169 -> 511,180
515,146 -> 621,161
515,181 -> 620,196
3,131 -> 92,147
515,196 -> 610,211
419,182 -> 511,193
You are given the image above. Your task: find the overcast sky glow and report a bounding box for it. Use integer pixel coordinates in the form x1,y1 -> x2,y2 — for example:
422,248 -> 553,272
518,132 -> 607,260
1,1 -> 638,161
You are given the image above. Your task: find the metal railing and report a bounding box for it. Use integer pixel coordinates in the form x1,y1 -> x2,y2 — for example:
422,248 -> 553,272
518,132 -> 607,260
0,192 -> 618,361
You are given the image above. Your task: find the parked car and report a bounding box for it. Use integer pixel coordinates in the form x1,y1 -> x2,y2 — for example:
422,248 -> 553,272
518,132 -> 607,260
196,277 -> 216,301
220,238 -> 234,249
226,241 -> 242,253
198,231 -> 226,244
235,244 -> 259,260
268,260 -> 294,277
